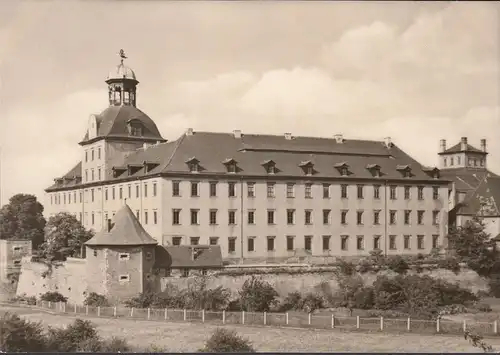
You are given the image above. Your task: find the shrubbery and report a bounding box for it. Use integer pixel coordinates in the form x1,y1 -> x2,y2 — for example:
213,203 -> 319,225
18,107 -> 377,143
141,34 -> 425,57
0,313 -> 130,352
237,276 -> 279,312
278,291 -> 324,313
40,291 -> 67,303
84,292 -> 109,307
199,328 -> 255,353
386,256 -> 410,274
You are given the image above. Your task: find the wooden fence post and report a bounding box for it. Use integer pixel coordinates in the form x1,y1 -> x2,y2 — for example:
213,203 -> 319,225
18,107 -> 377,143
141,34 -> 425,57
202,309 -> 205,323
48,301 -> 51,309
380,316 -> 384,331
242,311 -> 245,325
130,307 -> 134,318
183,309 -> 187,321
264,312 -> 267,325
356,316 -> 360,329
222,310 -> 226,324
113,306 -> 117,317
147,308 -> 151,320
164,308 -> 168,320
85,305 -> 89,315
97,306 -> 100,317
74,304 -> 77,313
407,317 -> 411,332
286,312 -> 289,325
308,313 -> 311,326
436,318 -> 440,333
463,320 -> 467,332
331,314 -> 335,329
494,320 -> 498,335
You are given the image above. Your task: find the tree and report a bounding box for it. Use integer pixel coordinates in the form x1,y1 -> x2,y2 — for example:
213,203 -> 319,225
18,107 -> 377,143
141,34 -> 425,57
447,218 -> 498,276
238,276 -> 279,312
0,193 -> 46,249
40,213 -> 93,260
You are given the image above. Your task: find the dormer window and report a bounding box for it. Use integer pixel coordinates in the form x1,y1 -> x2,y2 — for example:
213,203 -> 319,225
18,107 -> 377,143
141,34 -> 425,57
127,119 -> 143,137
185,157 -> 200,173
396,165 -> 412,178
223,158 -> 238,173
366,164 -> 381,178
298,161 -> 314,176
261,160 -> 277,174
334,162 -> 350,176
112,166 -> 127,178
423,167 -> 440,179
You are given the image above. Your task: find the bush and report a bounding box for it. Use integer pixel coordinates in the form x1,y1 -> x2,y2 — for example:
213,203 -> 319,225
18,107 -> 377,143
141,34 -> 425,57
45,319 -> 100,352
238,276 -> 278,312
0,312 -> 46,352
386,256 -> 409,274
11,294 -> 37,305
199,328 -> 255,353
40,291 -> 67,303
84,292 -> 109,307
336,259 -> 356,276
437,257 -> 461,274
124,291 -> 157,308
279,292 -> 324,313
357,259 -> 373,273
488,274 -> 500,298
328,274 -> 374,311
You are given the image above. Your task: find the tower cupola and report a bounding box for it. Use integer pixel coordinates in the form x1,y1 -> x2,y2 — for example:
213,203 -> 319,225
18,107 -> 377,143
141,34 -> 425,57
106,49 -> 138,107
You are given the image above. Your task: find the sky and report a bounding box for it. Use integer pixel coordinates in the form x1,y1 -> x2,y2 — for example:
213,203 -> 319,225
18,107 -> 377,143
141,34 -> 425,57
0,1 -> 499,207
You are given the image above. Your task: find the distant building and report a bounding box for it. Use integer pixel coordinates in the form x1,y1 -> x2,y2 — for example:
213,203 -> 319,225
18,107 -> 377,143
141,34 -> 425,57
439,137 -> 500,238
45,52 -> 451,263
0,240 -> 32,284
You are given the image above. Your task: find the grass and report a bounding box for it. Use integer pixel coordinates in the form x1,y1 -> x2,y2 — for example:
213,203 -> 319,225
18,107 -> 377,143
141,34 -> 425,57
1,305 -> 499,352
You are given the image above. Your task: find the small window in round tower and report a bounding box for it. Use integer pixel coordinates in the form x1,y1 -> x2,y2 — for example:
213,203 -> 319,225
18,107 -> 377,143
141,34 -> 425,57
145,251 -> 153,260
93,250 -> 97,257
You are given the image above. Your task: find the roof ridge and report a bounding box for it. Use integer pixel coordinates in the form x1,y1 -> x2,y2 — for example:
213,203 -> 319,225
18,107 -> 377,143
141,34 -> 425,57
161,134 -> 186,172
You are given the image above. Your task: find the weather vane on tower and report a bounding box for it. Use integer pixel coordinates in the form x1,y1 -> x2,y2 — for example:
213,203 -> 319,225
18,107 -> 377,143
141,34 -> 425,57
118,49 -> 127,64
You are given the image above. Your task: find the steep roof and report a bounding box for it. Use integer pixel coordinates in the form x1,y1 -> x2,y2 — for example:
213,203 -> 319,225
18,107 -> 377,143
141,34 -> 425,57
85,203 -> 158,246
461,176 -> 500,217
47,131 -> 450,192
154,245 -> 223,269
80,105 -> 166,144
439,142 -> 486,155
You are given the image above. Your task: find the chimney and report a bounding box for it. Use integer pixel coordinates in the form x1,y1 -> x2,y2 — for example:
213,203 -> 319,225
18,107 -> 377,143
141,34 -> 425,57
334,134 -> 343,143
107,219 -> 113,232
440,139 -> 446,153
384,137 -> 392,148
481,139 -> 487,152
186,128 -> 194,136
233,130 -> 242,139
284,133 -> 292,140
461,137 -> 468,151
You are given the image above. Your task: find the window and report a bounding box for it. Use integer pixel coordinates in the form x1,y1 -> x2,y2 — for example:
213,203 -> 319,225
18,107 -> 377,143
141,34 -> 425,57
389,186 -> 397,200
341,185 -> 348,198
172,209 -> 181,225
432,235 -> 439,249
373,185 -> 380,199
144,211 -> 149,224
173,181 -> 180,196
287,209 -> 295,225
357,185 -> 364,199
267,210 -> 275,224
191,182 -> 199,197
153,211 -> 158,225
389,235 -> 396,250
209,237 -> 218,245
341,210 -> 348,225
153,183 -> 157,197
248,237 -> 255,252
119,275 -> 130,282
228,210 -> 236,225
286,236 -> 294,251
373,235 -> 381,250
286,183 -> 295,198
119,187 -> 123,200
389,210 -> 396,225
136,185 -> 140,198
209,182 -> 217,197
128,184 -> 132,198
341,236 -> 349,251
356,211 -> 363,225
229,238 -> 236,253
404,235 -> 411,249
266,164 -> 276,174
305,183 -> 312,198
304,236 -> 312,251
172,236 -> 182,245
85,151 -> 88,162
373,210 -> 380,225
417,186 -> 424,200
91,149 -> 95,161
432,211 -> 439,225
417,210 -> 424,225
356,236 -> 364,250
267,183 -> 275,198
91,189 -> 95,202
247,183 -> 255,197
227,163 -> 237,173
267,236 -> 275,251
119,253 -> 130,260
228,182 -> 236,197
98,147 -> 101,159
404,186 -> 411,200
432,187 -> 439,200
209,210 -> 217,225
145,251 -> 153,260
189,162 -> 199,173
305,210 -> 312,225
444,158 -> 447,167
190,210 -> 199,225
181,269 -> 189,278
404,210 -> 411,225
323,210 -> 331,225
247,210 -> 255,225
98,168 -> 101,181
323,184 -> 330,198
85,170 -> 88,182
417,235 -> 425,250
322,236 -> 330,251
136,210 -> 140,220
190,237 -> 199,246
93,250 -> 98,257
91,212 -> 95,225
457,156 -> 461,165
340,167 -> 348,176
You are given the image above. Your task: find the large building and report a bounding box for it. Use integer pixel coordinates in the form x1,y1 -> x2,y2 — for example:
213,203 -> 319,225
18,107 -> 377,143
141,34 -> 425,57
45,53 -> 451,263
439,137 -> 500,238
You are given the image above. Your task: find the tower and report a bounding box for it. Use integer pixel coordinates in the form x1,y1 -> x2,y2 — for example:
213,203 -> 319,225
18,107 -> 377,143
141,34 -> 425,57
106,49 -> 138,107
438,137 -> 488,170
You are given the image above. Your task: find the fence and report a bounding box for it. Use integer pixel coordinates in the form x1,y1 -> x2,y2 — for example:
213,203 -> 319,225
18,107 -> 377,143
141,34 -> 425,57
31,300 -> 499,337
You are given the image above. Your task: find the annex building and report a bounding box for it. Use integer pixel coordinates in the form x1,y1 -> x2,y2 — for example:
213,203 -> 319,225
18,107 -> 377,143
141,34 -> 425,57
45,53 -> 451,263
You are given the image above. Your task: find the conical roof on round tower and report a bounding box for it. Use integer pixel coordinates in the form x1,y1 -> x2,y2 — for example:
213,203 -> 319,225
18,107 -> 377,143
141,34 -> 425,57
85,203 -> 157,247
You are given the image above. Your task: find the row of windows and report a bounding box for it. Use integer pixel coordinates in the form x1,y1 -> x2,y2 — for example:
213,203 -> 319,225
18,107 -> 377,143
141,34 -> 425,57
79,210 -> 158,226
443,156 -> 485,168
84,147 -> 102,163
50,182 -> 158,205
172,234 -> 440,252
171,208 -> 441,226
174,181 -> 441,200
84,167 -> 103,183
